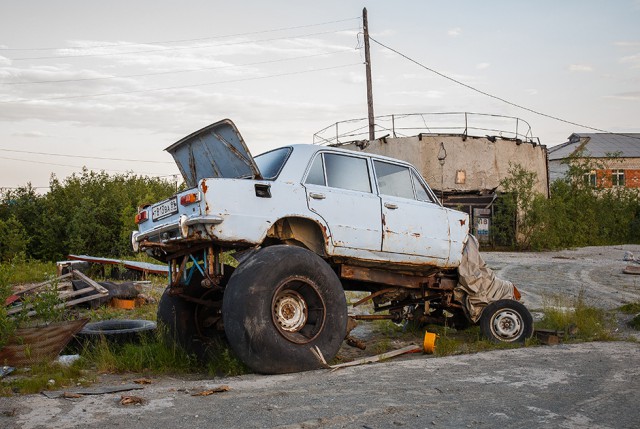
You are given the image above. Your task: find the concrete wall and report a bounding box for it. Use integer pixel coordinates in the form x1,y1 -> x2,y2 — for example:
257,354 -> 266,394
341,134 -> 549,197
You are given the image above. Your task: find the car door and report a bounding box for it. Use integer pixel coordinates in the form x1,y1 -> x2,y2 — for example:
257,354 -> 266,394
373,160 -> 451,261
304,152 -> 382,251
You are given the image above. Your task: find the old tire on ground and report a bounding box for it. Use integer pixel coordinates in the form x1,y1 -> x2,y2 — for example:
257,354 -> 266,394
479,299 -> 533,343
222,245 -> 347,374
157,267 -> 232,360
78,319 -> 156,344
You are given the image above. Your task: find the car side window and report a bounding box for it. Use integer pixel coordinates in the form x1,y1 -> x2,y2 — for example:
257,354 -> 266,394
305,154 -> 326,186
323,153 -> 372,193
412,171 -> 433,203
374,160 -> 415,199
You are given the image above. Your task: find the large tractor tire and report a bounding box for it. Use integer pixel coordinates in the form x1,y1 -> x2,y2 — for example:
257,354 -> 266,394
222,245 -> 347,374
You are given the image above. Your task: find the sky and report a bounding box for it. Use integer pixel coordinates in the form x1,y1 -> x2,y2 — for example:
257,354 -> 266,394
1,0 -> 639,190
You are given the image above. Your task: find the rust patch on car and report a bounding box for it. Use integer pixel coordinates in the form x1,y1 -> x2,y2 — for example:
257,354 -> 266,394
201,179 -> 208,193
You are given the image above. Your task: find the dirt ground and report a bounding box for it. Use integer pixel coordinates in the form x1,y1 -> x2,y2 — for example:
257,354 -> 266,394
2,245 -> 640,428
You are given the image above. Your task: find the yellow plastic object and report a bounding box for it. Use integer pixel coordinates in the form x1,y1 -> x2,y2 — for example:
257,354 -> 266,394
423,331 -> 438,354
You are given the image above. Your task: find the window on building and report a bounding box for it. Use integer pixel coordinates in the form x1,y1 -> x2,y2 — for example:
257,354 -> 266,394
612,169 -> 625,187
583,170 -> 597,187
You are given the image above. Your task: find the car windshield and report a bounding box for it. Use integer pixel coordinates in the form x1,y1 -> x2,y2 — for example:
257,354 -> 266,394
254,147 -> 292,180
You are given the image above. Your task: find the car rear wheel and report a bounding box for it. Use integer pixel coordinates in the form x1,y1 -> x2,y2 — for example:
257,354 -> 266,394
479,299 -> 533,343
157,266 -> 232,359
222,245 -> 347,374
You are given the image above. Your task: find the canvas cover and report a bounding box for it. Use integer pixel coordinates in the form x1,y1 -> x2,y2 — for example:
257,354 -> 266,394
454,234 -> 515,322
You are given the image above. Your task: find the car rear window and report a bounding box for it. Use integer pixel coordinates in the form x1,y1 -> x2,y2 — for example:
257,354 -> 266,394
254,147 -> 292,180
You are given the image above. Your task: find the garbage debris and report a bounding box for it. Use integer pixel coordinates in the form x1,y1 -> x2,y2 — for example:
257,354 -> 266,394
55,354 -> 81,366
191,385 -> 231,396
120,395 -> 145,406
61,254 -> 169,279
0,319 -> 89,367
0,366 -> 15,379
623,265 -> 640,275
623,251 -> 640,264
42,383 -> 143,399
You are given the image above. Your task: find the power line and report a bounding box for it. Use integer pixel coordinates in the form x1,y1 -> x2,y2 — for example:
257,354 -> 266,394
0,155 -> 174,176
9,28 -> 359,61
369,36 -> 640,140
2,50 -> 354,86
0,148 -> 174,163
0,17 -> 360,51
0,63 -> 362,103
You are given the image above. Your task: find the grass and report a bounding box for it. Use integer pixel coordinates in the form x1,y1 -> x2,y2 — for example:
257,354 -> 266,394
0,361 -> 95,396
536,291 -> 614,341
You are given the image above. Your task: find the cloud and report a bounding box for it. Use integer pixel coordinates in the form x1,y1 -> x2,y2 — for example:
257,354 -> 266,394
605,91 -> 640,101
568,64 -> 593,72
614,41 -> 640,47
11,131 -> 48,138
620,53 -> 640,68
448,27 -> 462,37
476,62 -> 490,70
389,90 -> 444,99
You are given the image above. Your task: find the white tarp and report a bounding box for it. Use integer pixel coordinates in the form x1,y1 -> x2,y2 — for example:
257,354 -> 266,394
454,235 -> 515,322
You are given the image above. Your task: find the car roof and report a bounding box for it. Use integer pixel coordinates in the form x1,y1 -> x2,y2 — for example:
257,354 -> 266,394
270,144 -> 418,182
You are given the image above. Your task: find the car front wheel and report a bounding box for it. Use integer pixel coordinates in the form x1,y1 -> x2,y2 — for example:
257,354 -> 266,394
479,299 -> 533,343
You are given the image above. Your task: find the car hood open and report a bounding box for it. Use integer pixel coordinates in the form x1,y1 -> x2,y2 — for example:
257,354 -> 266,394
165,119 -> 262,187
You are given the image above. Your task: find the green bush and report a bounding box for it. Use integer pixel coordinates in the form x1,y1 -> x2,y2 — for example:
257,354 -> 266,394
494,155 -> 640,250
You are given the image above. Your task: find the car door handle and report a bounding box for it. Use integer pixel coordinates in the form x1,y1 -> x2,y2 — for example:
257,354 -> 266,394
384,202 -> 398,209
309,192 -> 326,200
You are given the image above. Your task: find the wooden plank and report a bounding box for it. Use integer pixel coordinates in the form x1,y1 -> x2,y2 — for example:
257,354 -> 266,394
73,270 -> 109,294
329,344 -> 422,371
13,273 -> 74,296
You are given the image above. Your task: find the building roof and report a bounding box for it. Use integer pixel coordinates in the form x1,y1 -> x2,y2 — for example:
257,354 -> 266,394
548,133 -> 640,160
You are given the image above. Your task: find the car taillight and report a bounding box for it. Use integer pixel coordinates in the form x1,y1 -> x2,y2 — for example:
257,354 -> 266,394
180,192 -> 200,206
135,210 -> 148,224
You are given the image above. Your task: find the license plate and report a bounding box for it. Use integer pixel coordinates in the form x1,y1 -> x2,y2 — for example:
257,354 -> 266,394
152,198 -> 178,221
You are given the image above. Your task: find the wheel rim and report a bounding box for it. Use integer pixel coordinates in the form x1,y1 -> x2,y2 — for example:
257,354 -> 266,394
272,277 -> 326,344
274,290 -> 308,332
490,309 -> 523,341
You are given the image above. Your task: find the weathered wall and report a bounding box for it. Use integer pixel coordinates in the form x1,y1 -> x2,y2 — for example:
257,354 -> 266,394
341,134 -> 549,197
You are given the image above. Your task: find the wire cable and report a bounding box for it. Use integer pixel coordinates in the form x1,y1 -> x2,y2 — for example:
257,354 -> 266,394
0,63 -> 362,103
2,49 -> 354,85
369,36 -> 640,139
9,28 -> 359,61
0,17 -> 360,51
0,155 -> 175,175
0,148 -> 174,163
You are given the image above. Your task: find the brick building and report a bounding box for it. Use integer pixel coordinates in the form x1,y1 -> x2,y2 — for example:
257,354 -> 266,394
548,133 -> 640,188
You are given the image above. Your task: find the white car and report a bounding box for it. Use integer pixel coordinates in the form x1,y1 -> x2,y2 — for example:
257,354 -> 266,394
133,119 -> 532,374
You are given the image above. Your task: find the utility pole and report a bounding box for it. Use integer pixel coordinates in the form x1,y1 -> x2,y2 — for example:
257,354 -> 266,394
363,7 -> 375,141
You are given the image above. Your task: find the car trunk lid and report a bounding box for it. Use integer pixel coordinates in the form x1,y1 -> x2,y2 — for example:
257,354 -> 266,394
165,118 -> 262,187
